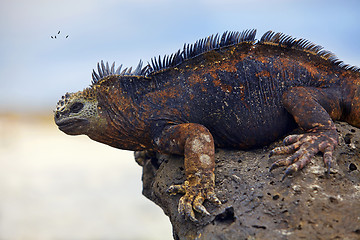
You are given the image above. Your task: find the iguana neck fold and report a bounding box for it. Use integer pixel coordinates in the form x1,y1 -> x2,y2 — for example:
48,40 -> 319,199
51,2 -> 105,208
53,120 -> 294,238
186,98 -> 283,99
88,75 -> 154,151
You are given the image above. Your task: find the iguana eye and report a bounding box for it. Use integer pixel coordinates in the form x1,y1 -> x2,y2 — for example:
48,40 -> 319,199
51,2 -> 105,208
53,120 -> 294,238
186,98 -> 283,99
70,102 -> 84,113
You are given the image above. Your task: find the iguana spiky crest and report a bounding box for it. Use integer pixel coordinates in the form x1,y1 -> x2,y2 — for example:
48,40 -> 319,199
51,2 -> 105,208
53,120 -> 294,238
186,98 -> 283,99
91,60 -> 148,84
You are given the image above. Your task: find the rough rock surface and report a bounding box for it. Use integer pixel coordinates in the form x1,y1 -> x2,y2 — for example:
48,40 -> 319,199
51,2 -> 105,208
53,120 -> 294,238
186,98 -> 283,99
141,122 -> 360,240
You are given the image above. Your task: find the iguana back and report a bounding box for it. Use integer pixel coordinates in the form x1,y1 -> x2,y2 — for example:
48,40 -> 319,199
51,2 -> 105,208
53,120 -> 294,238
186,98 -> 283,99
140,31 -> 348,148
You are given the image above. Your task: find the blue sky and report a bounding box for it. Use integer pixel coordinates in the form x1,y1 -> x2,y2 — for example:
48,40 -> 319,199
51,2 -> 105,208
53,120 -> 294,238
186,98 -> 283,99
1,0 -> 360,112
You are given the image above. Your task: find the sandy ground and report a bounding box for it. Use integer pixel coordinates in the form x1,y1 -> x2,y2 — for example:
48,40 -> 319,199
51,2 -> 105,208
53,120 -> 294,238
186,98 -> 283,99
0,114 -> 172,240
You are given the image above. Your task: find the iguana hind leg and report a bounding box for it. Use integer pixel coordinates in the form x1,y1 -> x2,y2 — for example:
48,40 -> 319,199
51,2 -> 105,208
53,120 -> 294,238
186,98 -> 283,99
154,123 -> 221,221
269,87 -> 342,179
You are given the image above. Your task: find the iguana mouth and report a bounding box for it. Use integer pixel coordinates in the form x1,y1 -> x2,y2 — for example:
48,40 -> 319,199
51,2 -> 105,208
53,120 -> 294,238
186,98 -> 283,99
56,118 -> 89,133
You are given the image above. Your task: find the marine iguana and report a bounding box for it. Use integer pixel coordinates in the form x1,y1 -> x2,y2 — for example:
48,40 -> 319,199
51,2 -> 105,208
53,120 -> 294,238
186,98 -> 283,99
54,29 -> 360,222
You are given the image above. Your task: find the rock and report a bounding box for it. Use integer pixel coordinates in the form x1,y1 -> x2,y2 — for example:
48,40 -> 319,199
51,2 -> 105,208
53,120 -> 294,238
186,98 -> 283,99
140,123 -> 360,240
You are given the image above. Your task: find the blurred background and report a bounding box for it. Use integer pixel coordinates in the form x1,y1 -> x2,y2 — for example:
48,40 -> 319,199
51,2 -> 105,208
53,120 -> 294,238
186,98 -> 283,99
0,0 -> 359,239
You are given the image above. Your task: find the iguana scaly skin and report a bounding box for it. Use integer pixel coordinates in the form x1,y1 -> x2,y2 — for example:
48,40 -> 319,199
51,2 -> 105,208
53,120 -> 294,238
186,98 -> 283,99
54,29 -> 360,221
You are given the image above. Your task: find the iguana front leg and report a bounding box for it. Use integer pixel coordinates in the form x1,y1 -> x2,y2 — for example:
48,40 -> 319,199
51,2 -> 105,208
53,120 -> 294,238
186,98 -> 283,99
153,123 -> 221,221
270,87 -> 342,179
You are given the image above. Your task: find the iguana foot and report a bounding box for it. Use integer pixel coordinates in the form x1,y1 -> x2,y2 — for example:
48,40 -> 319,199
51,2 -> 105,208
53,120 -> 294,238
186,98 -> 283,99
167,171 -> 221,222
269,129 -> 338,180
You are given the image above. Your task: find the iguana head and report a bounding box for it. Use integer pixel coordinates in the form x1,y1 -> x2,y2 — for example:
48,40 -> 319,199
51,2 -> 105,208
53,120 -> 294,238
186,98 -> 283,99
54,88 -> 106,135
54,60 -> 146,137
54,61 -> 122,136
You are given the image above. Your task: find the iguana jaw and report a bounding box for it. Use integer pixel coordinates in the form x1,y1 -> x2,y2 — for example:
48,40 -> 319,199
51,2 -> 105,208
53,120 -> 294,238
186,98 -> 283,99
55,118 -> 90,135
